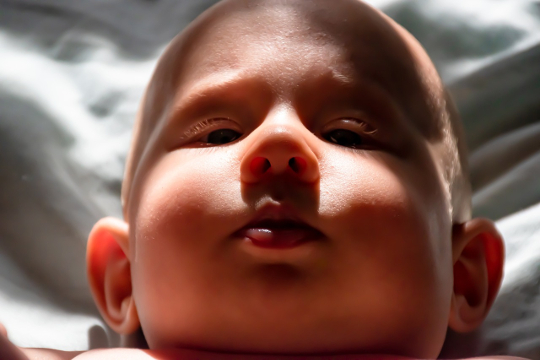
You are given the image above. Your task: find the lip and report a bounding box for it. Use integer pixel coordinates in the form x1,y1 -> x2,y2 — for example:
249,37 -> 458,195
236,204 -> 322,249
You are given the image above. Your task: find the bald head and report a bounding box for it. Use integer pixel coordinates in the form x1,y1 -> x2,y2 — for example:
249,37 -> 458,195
122,0 -> 470,222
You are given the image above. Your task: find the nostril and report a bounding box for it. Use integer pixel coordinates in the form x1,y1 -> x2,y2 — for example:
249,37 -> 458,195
251,157 -> 271,176
288,157 -> 306,174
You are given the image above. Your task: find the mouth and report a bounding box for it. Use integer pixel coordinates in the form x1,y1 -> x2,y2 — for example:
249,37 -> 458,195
235,206 -> 323,249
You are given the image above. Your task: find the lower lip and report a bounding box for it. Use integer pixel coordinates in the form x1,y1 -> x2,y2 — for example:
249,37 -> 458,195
237,227 -> 321,249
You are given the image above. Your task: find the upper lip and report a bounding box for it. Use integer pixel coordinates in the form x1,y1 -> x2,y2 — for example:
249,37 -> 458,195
242,203 -> 315,230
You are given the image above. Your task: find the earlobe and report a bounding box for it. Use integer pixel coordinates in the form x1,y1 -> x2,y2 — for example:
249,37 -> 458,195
87,217 -> 140,335
448,218 -> 504,333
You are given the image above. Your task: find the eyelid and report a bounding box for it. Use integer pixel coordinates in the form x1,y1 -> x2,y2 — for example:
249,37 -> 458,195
180,117 -> 242,142
322,118 -> 378,136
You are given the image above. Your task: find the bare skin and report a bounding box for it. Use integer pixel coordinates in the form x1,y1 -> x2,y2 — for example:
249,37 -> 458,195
0,335 -> 529,360
1,0 -> 516,359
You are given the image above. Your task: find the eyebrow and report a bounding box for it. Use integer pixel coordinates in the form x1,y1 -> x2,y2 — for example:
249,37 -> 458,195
167,71 -> 271,127
296,68 -> 406,123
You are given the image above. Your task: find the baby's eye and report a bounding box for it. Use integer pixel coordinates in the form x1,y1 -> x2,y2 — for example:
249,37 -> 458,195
323,129 -> 363,148
202,129 -> 242,145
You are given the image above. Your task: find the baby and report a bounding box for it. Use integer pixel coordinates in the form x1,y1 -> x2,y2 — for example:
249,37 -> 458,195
0,0 -> 523,359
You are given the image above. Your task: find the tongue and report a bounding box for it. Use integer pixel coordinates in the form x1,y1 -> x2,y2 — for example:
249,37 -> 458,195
245,228 -> 311,247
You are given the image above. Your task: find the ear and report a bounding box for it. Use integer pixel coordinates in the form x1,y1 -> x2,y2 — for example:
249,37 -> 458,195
448,218 -> 504,333
87,217 -> 140,334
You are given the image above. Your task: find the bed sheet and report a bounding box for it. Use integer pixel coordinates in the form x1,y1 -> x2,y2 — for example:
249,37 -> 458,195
0,0 -> 539,358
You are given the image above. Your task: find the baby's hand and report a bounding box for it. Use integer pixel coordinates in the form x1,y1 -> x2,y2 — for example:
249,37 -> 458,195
0,323 -> 29,360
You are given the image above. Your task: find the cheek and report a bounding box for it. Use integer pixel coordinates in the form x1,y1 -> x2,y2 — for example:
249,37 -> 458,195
319,152 -> 453,345
129,150 -> 245,343
319,151 -> 450,266
134,149 -> 242,242
319,152 -> 419,228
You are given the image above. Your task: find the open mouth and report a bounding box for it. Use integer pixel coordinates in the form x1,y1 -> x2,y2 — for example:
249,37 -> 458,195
237,218 -> 323,249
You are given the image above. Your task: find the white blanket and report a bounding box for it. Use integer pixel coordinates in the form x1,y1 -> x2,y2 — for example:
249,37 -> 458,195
0,0 -> 539,358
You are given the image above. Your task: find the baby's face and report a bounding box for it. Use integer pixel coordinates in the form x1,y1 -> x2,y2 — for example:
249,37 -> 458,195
127,0 -> 453,358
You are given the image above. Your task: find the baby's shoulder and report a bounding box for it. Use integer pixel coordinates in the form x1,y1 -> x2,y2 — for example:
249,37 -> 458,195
72,351 -> 532,360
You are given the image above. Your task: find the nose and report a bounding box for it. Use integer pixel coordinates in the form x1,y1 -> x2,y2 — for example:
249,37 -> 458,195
240,125 -> 320,184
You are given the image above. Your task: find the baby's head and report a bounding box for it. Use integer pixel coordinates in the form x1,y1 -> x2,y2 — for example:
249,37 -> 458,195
87,0 -> 504,358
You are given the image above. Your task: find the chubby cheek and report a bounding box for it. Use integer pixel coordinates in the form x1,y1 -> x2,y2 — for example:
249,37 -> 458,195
319,151 -> 453,352
129,150 -> 244,346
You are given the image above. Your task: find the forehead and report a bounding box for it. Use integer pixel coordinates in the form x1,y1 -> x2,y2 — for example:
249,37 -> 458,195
159,0 -> 442,139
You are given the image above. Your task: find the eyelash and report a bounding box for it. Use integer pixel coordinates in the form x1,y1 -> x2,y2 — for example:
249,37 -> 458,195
182,118 -> 237,140
180,117 -> 378,147
320,119 -> 378,149
332,119 -> 377,135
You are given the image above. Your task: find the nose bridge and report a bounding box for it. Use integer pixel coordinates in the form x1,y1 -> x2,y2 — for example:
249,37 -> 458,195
257,125 -> 304,160
240,120 -> 320,184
